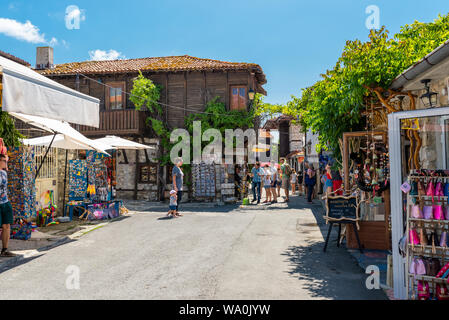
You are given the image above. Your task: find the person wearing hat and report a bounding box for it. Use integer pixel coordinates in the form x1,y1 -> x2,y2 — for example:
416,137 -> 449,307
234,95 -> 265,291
167,190 -> 178,218
0,154 -> 15,257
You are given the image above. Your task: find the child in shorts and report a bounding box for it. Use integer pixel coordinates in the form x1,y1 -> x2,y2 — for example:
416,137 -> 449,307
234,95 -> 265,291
168,190 -> 178,218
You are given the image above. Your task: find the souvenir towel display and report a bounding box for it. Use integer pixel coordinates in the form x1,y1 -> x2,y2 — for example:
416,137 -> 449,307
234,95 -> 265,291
7,146 -> 36,220
68,160 -> 87,201
192,162 -> 216,198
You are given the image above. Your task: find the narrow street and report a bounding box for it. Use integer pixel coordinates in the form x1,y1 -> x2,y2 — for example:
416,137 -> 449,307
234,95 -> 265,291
0,196 -> 386,300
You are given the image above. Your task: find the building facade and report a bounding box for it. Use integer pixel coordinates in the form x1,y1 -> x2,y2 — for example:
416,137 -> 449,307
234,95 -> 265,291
34,48 -> 267,201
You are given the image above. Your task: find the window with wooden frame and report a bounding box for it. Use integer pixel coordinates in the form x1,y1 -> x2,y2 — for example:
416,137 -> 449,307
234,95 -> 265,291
106,81 -> 126,110
138,163 -> 157,184
230,85 -> 247,111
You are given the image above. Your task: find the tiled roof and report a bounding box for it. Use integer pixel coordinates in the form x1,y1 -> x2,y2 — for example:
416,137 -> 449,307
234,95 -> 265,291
39,55 -> 265,78
0,50 -> 30,67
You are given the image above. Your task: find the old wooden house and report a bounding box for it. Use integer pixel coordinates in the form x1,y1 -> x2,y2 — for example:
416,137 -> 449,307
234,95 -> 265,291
34,47 -> 267,201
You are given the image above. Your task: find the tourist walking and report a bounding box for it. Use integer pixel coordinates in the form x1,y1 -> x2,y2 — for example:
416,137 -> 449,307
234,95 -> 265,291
305,163 -> 316,203
280,158 -> 291,202
172,157 -> 184,216
276,167 -> 282,197
291,169 -> 297,194
262,164 -> 272,203
270,163 -> 278,204
167,190 -> 178,218
251,162 -> 262,204
0,154 -> 15,257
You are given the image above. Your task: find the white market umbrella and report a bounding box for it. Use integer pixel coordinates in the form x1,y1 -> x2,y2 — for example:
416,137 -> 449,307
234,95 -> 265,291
11,113 -> 110,155
93,135 -> 155,150
23,134 -> 111,151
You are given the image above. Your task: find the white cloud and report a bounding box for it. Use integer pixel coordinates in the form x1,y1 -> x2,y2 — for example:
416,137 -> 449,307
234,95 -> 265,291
0,17 -> 60,47
89,49 -> 125,61
0,18 -> 46,43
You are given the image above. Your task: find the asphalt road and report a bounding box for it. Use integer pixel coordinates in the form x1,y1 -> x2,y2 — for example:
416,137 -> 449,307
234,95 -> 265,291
0,196 -> 386,300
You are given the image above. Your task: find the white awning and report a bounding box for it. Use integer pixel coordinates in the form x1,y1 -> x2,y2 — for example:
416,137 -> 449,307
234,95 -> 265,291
22,134 -> 111,151
10,113 -> 109,155
0,56 -> 99,127
94,135 -> 155,150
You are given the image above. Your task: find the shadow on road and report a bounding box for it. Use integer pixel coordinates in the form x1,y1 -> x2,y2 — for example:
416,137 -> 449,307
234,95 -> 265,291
281,242 -> 386,300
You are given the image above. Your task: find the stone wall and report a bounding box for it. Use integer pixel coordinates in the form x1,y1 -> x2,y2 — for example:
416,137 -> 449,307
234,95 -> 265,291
116,137 -> 160,201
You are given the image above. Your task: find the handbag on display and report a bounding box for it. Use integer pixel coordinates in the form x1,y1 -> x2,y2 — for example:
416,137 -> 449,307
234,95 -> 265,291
410,257 -> 426,275
444,183 -> 449,197
401,181 -> 411,193
440,232 -> 448,247
424,257 -> 441,276
436,262 -> 449,278
418,281 -> 430,300
423,206 -> 433,220
411,205 -> 423,219
434,205 -> 444,220
435,181 -> 444,197
410,229 -> 420,245
436,284 -> 449,300
419,228 -> 428,246
418,181 -> 426,197
444,207 -> 449,220
426,180 -> 435,197
427,231 -> 440,248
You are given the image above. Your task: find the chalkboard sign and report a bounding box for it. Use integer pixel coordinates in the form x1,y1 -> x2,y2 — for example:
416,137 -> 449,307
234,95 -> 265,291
325,196 -> 358,221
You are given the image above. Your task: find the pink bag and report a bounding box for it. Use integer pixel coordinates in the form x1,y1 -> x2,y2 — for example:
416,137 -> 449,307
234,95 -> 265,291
411,205 -> 423,219
410,258 -> 426,275
401,182 -> 411,193
410,229 -> 420,245
434,205 -> 444,220
423,206 -> 433,220
435,182 -> 444,197
418,281 -> 430,300
426,180 -> 435,197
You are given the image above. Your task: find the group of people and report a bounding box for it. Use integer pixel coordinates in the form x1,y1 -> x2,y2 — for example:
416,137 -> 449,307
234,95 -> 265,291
167,156 -> 342,216
250,158 -> 295,204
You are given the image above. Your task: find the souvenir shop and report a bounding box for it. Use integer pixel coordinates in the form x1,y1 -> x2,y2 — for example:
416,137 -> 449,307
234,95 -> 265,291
389,106 -> 449,300
341,131 -> 391,251
1,53 -> 101,240
64,149 -> 122,221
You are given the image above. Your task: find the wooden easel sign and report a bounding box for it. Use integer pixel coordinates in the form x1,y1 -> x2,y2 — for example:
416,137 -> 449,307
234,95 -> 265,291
325,195 -> 359,223
323,195 -> 363,253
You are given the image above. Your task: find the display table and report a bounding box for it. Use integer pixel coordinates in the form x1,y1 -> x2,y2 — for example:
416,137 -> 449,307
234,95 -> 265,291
64,200 -> 123,221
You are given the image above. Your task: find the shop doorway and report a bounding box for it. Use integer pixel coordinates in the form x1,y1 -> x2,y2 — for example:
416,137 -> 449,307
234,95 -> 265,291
35,146 -> 58,209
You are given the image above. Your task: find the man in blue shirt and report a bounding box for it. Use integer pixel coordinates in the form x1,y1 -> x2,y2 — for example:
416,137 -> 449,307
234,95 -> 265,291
251,162 -> 262,204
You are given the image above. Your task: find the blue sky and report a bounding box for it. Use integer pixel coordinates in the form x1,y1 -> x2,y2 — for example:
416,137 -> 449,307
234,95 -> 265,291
1,0 -> 449,104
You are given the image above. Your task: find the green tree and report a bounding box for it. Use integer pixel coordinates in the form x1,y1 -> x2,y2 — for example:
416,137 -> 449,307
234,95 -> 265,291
263,13 -> 449,160
0,111 -> 23,147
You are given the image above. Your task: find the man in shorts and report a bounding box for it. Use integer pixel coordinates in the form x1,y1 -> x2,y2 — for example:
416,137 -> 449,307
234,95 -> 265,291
0,154 -> 15,257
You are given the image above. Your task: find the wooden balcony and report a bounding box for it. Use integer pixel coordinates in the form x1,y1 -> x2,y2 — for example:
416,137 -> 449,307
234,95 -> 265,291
77,109 -> 147,137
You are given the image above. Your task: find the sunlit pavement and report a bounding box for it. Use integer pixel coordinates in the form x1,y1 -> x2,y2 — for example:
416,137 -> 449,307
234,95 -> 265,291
0,196 -> 386,300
